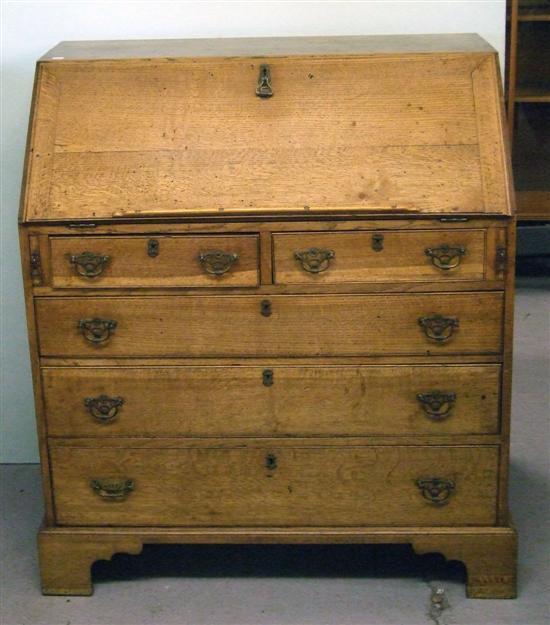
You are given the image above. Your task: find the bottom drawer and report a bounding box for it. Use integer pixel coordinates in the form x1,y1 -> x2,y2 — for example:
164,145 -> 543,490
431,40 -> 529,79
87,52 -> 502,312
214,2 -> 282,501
50,445 -> 498,527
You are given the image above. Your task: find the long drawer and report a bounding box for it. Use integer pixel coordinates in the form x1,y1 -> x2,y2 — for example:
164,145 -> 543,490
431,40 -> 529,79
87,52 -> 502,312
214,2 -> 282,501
42,364 -> 501,437
35,293 -> 503,357
49,235 -> 259,288
273,229 -> 487,284
50,444 -> 499,527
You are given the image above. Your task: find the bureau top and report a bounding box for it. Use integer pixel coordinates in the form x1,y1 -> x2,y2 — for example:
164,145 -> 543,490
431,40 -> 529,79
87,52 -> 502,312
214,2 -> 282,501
41,34 -> 495,61
21,34 -> 512,223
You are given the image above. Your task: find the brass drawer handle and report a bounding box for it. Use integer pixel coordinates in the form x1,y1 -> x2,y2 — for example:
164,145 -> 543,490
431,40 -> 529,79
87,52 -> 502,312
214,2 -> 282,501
416,391 -> 456,420
415,478 -> 455,506
294,248 -> 335,273
78,318 -> 117,344
69,251 -> 110,277
425,245 -> 465,270
256,64 -> 273,98
91,478 -> 134,501
198,250 -> 238,276
84,395 -> 124,423
265,453 -> 277,470
418,314 -> 459,343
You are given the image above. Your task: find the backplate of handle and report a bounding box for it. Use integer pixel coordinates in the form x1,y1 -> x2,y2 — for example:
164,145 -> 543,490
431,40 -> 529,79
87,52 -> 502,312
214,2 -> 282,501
425,244 -> 465,270
294,248 -> 335,273
415,477 -> 455,505
416,391 -> 456,420
198,250 -> 239,276
69,251 -> 110,278
90,478 -> 134,501
78,318 -> 117,344
418,314 -> 459,342
84,395 -> 124,423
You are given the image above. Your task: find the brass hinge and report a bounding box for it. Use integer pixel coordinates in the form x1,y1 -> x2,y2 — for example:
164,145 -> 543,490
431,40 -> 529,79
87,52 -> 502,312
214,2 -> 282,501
30,250 -> 42,284
496,246 -> 507,275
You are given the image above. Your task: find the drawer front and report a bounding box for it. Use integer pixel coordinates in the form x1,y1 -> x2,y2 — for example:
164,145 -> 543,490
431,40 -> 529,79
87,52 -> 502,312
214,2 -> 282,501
50,235 -> 259,288
43,365 -> 501,437
50,445 -> 498,526
36,293 -> 503,357
274,229 -> 486,284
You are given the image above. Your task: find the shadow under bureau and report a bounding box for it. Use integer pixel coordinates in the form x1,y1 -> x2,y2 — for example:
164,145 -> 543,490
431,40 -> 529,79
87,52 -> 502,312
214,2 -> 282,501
19,34 -> 517,598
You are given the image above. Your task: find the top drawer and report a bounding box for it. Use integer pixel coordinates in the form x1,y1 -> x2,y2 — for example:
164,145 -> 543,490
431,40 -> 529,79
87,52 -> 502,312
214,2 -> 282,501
49,235 -> 259,288
273,229 -> 487,284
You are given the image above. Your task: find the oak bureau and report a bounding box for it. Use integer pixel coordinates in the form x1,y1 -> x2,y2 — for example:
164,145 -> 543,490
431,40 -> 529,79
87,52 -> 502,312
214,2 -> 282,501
19,34 -> 517,598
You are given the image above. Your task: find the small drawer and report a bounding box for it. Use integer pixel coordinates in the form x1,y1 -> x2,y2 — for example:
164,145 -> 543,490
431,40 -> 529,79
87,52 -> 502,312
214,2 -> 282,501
273,229 -> 486,284
49,235 -> 259,288
35,292 -> 503,358
42,364 -> 501,437
50,444 -> 499,526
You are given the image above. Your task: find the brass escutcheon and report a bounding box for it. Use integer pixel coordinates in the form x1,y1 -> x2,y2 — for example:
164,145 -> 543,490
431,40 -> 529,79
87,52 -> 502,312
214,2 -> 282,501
262,369 -> 274,386
416,391 -> 456,420
147,239 -> 159,257
78,318 -> 117,344
372,233 -> 384,252
84,395 -> 124,423
415,478 -> 455,505
294,248 -> 335,273
198,250 -> 238,276
256,64 -> 273,98
69,251 -> 110,278
91,478 -> 134,501
425,244 -> 465,270
261,299 -> 272,317
418,314 -> 459,342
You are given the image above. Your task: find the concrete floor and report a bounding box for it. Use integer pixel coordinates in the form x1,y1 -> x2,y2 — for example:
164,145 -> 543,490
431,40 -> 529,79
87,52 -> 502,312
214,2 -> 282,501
1,277 -> 549,625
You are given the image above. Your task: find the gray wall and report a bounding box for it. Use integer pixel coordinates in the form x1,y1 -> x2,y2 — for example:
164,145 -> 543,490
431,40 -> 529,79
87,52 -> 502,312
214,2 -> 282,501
1,1 -> 506,462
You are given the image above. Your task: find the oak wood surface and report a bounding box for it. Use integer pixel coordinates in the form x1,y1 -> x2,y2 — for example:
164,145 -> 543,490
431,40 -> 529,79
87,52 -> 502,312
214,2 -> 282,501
50,444 -> 499,527
35,292 -> 504,358
273,229 -> 487,284
41,34 -> 496,61
19,34 -> 516,599
42,364 -> 501,437
38,522 -> 516,597
50,234 -> 259,288
21,45 -> 510,221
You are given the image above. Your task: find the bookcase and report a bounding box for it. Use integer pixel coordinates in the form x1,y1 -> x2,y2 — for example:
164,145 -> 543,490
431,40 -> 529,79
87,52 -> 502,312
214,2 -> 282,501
506,0 -> 550,220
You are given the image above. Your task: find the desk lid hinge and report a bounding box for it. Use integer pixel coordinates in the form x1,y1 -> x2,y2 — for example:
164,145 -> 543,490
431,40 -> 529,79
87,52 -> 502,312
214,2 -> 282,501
30,250 -> 42,284
496,245 -> 508,275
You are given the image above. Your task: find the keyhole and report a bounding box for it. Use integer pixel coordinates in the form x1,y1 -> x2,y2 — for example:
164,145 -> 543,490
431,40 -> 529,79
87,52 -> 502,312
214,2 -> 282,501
261,300 -> 272,317
265,453 -> 277,470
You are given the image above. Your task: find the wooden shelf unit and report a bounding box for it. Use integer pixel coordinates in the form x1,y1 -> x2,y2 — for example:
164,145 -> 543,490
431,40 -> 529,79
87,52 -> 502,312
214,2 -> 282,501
507,0 -> 550,220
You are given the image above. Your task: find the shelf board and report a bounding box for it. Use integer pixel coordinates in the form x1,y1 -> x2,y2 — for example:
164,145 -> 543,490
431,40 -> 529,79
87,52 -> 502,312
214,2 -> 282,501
518,9 -> 550,20
516,190 -> 550,220
515,87 -> 550,102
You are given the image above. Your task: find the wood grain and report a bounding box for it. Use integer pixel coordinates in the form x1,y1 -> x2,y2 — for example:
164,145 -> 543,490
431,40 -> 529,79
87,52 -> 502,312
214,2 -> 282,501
19,34 -> 516,599
21,48 -> 510,221
37,522 -> 516,598
50,234 -> 259,288
273,229 -> 486,284
41,34 -> 496,62
50,445 -> 499,527
42,364 -> 501,437
35,292 -> 504,358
